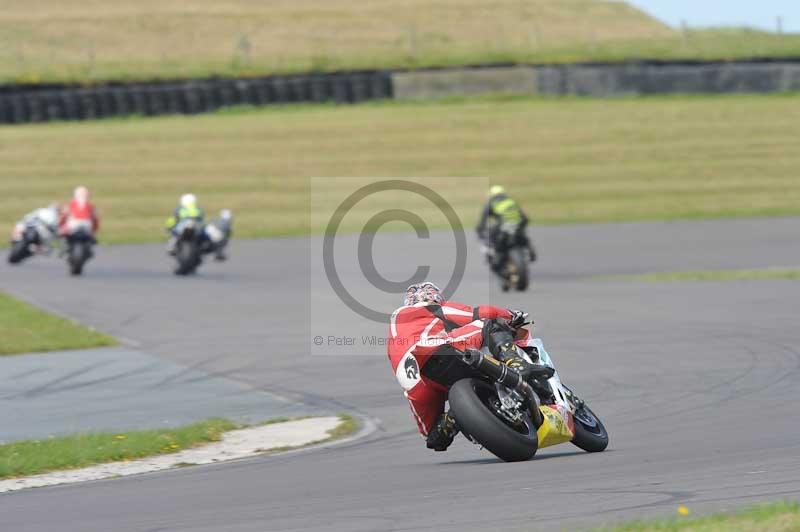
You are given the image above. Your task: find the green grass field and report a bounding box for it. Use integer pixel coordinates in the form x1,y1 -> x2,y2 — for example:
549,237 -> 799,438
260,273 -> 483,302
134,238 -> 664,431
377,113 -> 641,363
0,415 -> 356,479
600,501 -> 800,531
0,1 -> 798,83
2,94 -> 799,243
609,268 -> 800,282
0,291 -> 116,355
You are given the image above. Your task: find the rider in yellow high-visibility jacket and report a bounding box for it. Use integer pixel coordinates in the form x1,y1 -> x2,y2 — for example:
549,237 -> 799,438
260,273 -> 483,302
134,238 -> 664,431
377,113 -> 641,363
165,193 -> 205,255
476,185 -> 536,272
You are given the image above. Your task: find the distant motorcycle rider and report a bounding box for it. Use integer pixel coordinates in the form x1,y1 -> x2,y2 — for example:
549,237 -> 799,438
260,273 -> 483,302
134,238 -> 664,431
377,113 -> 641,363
59,186 -> 99,241
165,193 -> 204,255
388,282 -> 539,452
476,185 -> 536,273
12,203 -> 60,253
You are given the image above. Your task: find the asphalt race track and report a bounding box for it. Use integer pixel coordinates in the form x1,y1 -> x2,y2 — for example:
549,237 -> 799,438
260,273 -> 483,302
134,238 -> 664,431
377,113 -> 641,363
1,217 -> 799,531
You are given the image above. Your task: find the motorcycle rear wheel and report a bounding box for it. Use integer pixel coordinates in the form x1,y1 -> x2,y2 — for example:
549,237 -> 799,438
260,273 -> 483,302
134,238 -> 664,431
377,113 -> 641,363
509,247 -> 529,291
449,378 -> 538,462
175,240 -> 200,275
69,242 -> 86,276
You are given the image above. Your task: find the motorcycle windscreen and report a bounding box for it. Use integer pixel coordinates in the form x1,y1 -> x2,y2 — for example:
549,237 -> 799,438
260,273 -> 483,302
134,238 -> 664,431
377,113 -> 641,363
536,405 -> 575,449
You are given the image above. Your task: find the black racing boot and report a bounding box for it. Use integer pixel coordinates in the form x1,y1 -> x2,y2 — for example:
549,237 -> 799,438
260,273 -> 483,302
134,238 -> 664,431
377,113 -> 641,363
426,411 -> 459,451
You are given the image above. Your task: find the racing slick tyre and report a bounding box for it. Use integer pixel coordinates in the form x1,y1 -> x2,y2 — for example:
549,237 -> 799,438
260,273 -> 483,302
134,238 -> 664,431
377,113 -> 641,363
175,240 -> 200,275
8,241 -> 30,264
571,403 -> 609,452
509,247 -> 529,291
69,242 -> 86,276
448,378 -> 538,462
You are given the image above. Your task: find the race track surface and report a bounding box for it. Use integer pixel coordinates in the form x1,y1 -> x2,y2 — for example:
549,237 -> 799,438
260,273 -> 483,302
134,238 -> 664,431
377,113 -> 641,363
0,347 -> 314,443
1,217 -> 799,531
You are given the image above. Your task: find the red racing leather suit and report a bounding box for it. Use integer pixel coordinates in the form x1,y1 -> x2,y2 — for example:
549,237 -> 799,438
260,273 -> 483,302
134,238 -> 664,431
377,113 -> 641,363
59,199 -> 99,236
387,301 -> 515,437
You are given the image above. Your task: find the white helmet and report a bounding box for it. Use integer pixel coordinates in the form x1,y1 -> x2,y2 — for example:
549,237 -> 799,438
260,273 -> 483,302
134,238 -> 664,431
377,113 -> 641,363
180,193 -> 197,208
403,282 -> 443,307
74,186 -> 89,203
39,205 -> 59,226
219,209 -> 232,220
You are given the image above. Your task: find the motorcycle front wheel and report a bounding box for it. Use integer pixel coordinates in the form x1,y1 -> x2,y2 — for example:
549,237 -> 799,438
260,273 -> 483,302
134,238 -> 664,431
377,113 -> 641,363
8,241 -> 30,264
571,403 -> 609,452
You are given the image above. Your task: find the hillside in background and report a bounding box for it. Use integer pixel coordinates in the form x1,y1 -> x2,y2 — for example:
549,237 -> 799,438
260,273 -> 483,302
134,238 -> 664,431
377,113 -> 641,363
0,0 -> 674,82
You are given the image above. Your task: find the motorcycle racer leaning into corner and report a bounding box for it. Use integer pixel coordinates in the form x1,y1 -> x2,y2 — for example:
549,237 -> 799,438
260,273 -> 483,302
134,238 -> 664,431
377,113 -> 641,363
476,185 -> 536,271
165,193 -> 205,255
59,186 -> 99,245
388,282 -> 547,452
12,203 -> 60,254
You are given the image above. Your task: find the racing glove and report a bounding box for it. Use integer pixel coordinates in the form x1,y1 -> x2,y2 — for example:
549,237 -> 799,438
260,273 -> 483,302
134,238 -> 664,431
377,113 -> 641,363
508,310 -> 529,329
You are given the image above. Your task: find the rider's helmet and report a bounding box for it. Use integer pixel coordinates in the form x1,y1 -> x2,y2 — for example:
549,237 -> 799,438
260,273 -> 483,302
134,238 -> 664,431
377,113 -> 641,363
74,186 -> 90,204
488,185 -> 505,197
180,193 -> 197,208
403,282 -> 443,306
219,209 -> 232,220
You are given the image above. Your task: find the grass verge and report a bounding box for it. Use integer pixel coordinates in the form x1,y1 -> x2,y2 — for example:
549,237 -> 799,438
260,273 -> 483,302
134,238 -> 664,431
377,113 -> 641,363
0,418 -> 237,479
2,93 -> 800,243
606,268 -> 800,282
599,501 -> 800,531
0,414 -> 358,479
0,291 -> 116,355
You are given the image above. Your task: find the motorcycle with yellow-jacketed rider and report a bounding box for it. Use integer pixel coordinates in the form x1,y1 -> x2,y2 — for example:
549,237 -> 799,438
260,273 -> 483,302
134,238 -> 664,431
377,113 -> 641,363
476,185 -> 537,292
388,282 -> 608,462
165,194 -> 233,275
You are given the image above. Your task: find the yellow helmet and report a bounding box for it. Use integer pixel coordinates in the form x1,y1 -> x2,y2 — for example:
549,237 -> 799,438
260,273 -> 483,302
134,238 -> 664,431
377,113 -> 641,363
488,185 -> 505,197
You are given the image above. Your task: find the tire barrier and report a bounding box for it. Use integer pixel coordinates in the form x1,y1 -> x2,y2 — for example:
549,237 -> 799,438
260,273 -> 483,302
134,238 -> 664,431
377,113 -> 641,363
0,71 -> 393,124
2,59 -> 800,125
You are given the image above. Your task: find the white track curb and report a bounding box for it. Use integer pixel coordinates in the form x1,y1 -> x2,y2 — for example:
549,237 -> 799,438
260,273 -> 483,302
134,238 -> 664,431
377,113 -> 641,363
0,416 -> 342,493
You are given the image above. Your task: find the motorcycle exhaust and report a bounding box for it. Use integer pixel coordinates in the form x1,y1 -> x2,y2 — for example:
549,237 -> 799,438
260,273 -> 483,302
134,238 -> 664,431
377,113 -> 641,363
462,349 -> 543,426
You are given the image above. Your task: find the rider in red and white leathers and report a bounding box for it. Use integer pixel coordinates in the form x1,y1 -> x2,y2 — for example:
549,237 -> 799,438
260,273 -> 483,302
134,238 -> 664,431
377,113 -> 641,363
388,282 -> 533,451
59,186 -> 99,238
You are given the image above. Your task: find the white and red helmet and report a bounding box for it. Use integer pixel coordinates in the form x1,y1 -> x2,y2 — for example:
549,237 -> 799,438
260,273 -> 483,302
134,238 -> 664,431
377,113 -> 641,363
403,282 -> 443,306
73,186 -> 90,204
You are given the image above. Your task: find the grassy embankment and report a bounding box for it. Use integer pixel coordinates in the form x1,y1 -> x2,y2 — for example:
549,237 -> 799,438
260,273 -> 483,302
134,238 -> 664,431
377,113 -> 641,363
1,94 -> 799,243
0,291 -> 115,355
0,415 -> 357,479
1,1 -> 799,83
599,501 -> 800,532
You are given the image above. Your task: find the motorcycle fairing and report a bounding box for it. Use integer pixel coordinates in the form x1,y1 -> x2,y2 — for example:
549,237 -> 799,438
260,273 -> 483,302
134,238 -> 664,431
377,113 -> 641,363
536,404 -> 575,449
